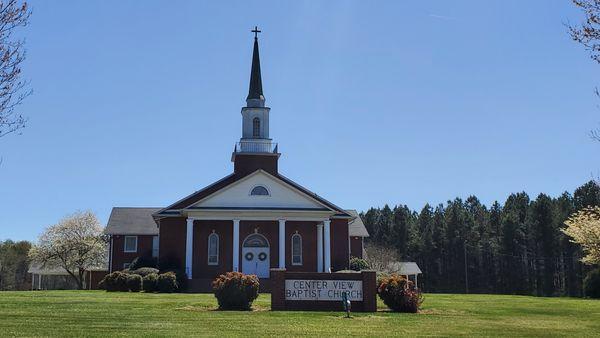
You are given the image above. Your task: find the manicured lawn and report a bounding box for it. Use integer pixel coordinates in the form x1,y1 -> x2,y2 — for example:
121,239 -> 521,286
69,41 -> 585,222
0,291 -> 598,337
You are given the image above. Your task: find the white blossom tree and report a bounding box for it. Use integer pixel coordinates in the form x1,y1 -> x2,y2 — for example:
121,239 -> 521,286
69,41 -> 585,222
29,211 -> 108,289
563,206 -> 600,266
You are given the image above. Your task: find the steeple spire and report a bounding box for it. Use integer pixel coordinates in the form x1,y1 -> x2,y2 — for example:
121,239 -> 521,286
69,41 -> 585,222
246,26 -> 265,107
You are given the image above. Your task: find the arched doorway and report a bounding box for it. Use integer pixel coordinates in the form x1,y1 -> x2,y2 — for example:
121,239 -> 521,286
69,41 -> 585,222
242,233 -> 270,278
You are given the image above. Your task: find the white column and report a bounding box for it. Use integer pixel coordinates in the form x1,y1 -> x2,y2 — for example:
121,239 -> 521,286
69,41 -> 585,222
323,219 -> 331,273
317,224 -> 324,272
278,219 -> 286,269
185,218 -> 194,279
38,274 -> 42,289
233,219 -> 240,272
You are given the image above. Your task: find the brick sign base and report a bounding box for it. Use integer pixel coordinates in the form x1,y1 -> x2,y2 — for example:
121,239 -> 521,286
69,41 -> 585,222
270,269 -> 377,312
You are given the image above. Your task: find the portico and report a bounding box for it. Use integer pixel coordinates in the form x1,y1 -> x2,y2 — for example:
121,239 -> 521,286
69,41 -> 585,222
184,215 -> 333,280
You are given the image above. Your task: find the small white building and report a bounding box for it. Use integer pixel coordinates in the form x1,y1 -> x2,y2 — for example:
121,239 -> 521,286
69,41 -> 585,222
387,261 -> 422,288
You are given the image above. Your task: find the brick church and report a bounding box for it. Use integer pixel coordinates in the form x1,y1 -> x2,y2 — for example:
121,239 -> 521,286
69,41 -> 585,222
105,29 -> 369,292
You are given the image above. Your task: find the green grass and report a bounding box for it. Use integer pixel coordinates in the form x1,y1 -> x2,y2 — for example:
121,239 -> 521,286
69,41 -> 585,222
0,291 -> 598,337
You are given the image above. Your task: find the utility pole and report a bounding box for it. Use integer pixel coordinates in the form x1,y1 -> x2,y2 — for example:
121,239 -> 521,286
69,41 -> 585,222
464,240 -> 469,294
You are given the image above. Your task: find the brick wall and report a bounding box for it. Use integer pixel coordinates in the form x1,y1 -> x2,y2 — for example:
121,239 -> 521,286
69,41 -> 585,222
270,269 -> 377,312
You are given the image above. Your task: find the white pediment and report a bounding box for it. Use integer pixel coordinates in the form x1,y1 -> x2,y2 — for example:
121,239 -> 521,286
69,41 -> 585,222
190,170 -> 327,210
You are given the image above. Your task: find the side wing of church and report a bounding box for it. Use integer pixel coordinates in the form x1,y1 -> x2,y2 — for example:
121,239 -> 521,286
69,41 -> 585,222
104,31 -> 369,292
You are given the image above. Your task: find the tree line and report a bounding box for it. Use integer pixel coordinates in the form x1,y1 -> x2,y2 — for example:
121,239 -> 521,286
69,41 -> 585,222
360,180 -> 600,296
0,240 -> 31,290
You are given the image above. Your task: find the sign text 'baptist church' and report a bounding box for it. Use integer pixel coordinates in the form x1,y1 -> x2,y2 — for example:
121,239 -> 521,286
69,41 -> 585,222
284,279 -> 363,301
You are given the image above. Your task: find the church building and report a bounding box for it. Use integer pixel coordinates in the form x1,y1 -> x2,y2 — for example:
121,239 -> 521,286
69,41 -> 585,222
105,29 -> 369,292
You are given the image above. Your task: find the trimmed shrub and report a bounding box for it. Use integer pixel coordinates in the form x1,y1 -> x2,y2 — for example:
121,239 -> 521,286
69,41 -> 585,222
143,273 -> 159,292
157,272 -> 178,293
131,267 -> 159,278
126,274 -> 142,292
349,256 -> 370,271
583,268 -> 600,299
377,274 -> 423,313
160,269 -> 187,292
130,255 -> 158,270
101,271 -> 129,292
212,272 -> 260,310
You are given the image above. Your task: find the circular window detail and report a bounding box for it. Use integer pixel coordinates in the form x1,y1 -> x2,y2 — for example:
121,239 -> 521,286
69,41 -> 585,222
245,252 -> 254,261
258,252 -> 267,261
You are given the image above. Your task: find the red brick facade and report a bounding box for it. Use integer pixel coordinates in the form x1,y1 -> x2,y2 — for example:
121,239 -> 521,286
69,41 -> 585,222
350,236 -> 364,259
109,234 -> 156,272
155,217 -> 351,292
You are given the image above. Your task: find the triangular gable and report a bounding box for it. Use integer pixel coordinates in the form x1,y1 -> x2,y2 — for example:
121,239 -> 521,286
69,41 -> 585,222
189,170 -> 329,210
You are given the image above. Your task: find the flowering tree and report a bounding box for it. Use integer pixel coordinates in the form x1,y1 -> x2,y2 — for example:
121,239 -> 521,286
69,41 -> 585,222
563,206 -> 600,265
29,211 -> 108,289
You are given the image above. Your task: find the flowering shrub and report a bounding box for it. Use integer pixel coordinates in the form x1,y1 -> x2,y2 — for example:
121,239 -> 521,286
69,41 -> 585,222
212,272 -> 260,310
377,274 -> 423,313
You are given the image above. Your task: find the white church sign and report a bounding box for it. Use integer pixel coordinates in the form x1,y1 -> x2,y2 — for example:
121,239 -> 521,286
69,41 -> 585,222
285,279 -> 363,301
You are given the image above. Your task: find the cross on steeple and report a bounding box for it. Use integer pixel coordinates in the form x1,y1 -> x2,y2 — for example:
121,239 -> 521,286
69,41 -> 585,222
251,26 -> 261,39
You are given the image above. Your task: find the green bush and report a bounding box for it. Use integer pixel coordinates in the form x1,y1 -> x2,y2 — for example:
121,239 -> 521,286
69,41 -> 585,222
142,273 -> 159,292
349,256 -> 370,271
377,274 -> 423,313
101,271 -> 129,292
131,267 -> 159,278
129,255 -> 158,270
126,274 -> 142,292
157,272 -> 178,293
212,272 -> 260,310
583,268 -> 600,299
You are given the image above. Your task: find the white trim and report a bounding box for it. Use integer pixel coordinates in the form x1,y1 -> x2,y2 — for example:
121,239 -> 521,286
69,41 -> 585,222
152,235 -> 159,258
278,219 -> 285,269
207,232 -> 219,266
242,232 -> 270,248
324,220 -> 331,273
249,184 -> 271,196
291,232 -> 302,266
317,224 -> 323,272
186,210 -> 332,221
188,170 -> 335,212
123,236 -> 138,253
154,173 -> 236,215
233,220 -> 240,272
185,218 -> 194,279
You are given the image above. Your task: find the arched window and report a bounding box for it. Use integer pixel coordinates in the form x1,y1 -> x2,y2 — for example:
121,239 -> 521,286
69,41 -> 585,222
208,232 -> 219,265
252,117 -> 260,137
250,185 -> 269,196
291,232 -> 302,265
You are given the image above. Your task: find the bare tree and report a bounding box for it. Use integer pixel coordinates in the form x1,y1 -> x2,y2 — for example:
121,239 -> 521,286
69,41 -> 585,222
29,211 -> 108,290
0,1 -> 30,139
569,0 -> 600,141
364,243 -> 402,274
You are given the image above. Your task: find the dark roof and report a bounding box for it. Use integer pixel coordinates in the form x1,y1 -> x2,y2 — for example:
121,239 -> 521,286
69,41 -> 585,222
346,209 -> 369,237
246,37 -> 264,101
155,173 -> 239,214
106,207 -> 161,235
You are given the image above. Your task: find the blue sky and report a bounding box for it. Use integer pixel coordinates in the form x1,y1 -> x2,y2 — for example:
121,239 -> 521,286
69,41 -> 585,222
1,1 -> 598,241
